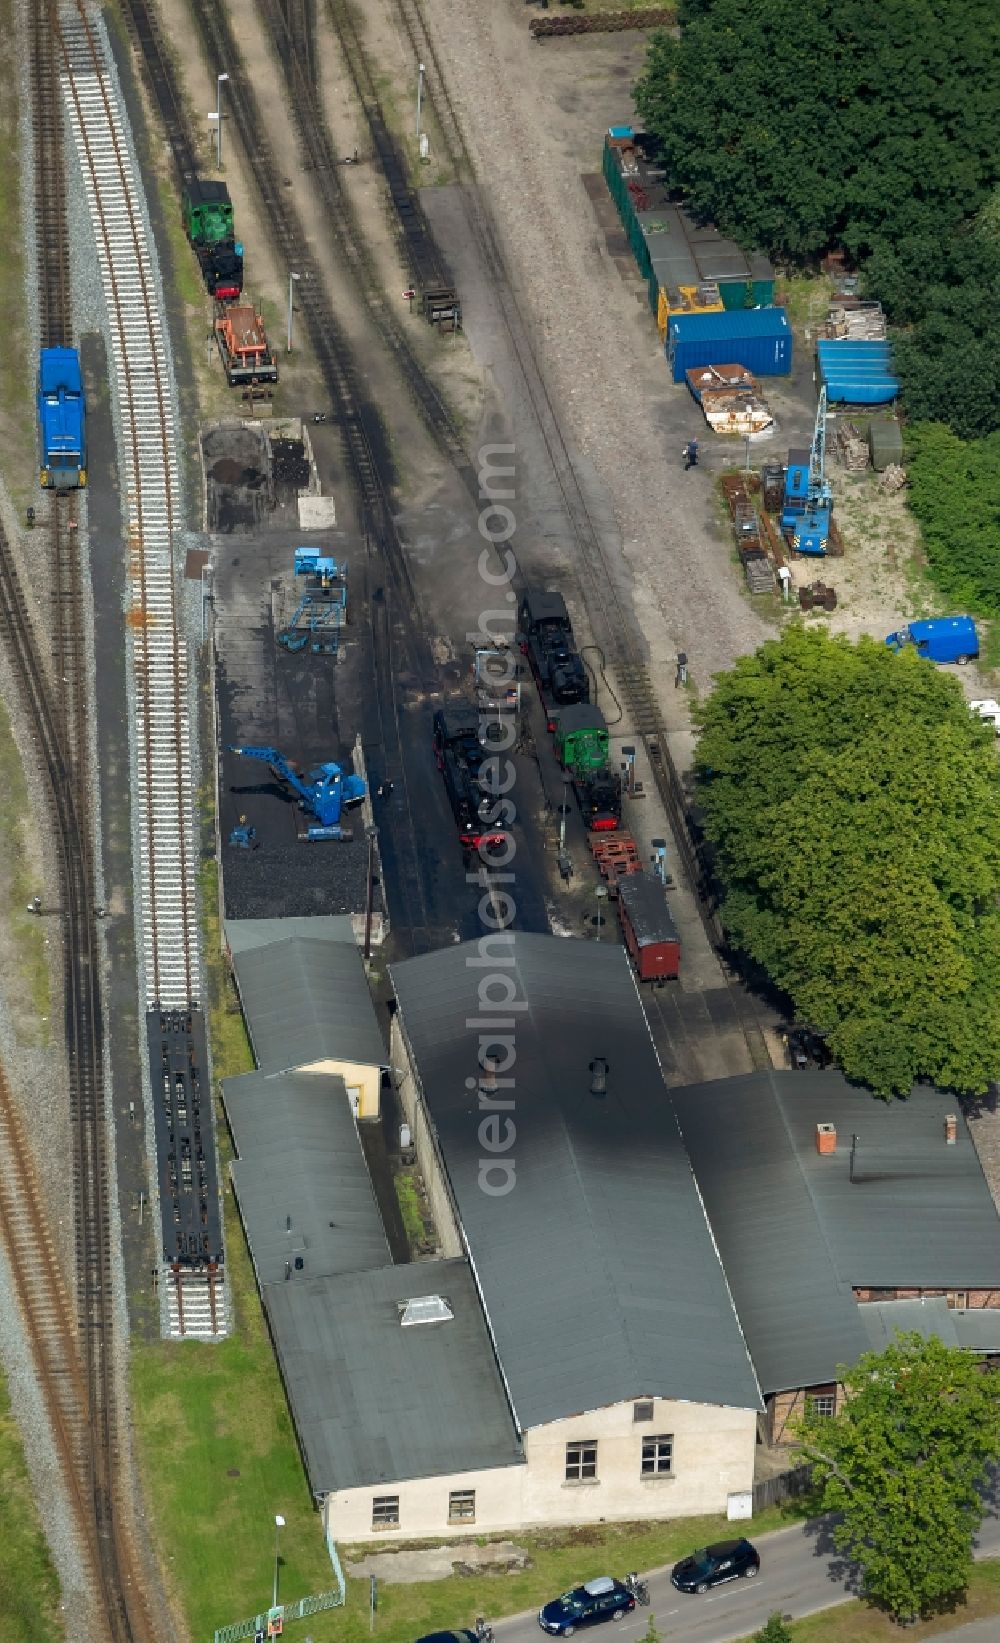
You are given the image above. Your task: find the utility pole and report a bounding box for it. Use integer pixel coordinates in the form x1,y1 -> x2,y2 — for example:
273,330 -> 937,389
215,73 -> 229,168
286,271 -> 300,353
363,826 -> 378,962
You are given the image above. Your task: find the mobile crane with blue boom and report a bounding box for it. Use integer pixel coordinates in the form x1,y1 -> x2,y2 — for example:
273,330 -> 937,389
781,387 -> 832,555
228,745 -> 366,840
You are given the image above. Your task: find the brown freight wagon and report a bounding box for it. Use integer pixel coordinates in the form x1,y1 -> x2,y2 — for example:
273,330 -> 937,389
617,873 -> 680,982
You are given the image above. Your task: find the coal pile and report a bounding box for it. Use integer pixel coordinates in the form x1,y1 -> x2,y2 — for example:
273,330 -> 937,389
270,437 -> 311,507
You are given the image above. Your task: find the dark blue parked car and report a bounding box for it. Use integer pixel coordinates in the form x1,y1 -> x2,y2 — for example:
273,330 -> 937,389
538,1578 -> 635,1637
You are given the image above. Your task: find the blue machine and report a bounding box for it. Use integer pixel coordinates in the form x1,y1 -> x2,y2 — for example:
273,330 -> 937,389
278,547 -> 348,655
228,816 -> 258,849
38,347 -> 86,491
885,617 -> 979,666
781,388 -> 831,555
228,745 -> 366,840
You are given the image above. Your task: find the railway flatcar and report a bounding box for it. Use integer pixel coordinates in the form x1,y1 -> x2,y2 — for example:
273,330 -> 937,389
38,347 -> 86,491
183,179 -> 244,300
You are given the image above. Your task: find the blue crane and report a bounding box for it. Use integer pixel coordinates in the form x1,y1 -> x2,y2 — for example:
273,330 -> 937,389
781,387 -> 832,555
228,745 -> 366,841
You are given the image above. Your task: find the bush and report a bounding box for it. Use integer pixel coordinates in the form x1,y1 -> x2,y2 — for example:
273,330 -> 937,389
906,424 -> 1000,611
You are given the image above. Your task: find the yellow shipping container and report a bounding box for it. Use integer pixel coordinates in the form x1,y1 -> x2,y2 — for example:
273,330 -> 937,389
657,284 -> 724,338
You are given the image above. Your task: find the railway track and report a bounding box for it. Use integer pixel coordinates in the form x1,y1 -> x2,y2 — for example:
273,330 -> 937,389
57,3 -> 223,1342
3,7 -> 159,1637
58,5 -> 198,1012
324,0 -> 454,297
251,0 -> 472,480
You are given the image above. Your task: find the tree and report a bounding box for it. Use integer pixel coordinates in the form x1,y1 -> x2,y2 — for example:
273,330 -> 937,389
798,1334 -> 1000,1618
694,627 -> 1000,1095
905,424 -> 1000,611
891,233 -> 1000,440
753,1618 -> 793,1643
634,0 -> 1000,267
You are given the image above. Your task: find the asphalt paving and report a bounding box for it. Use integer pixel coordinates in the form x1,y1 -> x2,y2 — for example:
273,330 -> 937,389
491,1513 -> 1000,1643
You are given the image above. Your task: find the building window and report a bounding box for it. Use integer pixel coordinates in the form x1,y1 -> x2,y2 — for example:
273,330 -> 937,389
633,1400 -> 654,1423
565,1440 -> 598,1482
371,1494 -> 399,1528
808,1393 -> 836,1419
947,1292 -> 969,1310
640,1434 -> 673,1476
448,1488 -> 476,1522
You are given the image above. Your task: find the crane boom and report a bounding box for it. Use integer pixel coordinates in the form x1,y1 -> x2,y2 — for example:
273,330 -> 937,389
228,745 -> 366,833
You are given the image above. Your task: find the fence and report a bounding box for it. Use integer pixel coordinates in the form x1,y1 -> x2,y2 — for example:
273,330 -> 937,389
752,1461 -> 813,1514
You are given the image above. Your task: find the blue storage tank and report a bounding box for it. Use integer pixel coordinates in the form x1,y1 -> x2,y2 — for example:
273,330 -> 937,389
666,307 -> 793,382
817,339 -> 899,405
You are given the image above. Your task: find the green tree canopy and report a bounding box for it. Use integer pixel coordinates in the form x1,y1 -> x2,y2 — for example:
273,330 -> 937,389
798,1333 -> 1000,1618
905,424 -> 1000,611
635,0 -> 1000,265
695,626 -> 1000,1095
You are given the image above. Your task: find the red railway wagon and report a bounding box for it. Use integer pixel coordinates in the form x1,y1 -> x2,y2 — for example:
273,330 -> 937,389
617,872 -> 680,981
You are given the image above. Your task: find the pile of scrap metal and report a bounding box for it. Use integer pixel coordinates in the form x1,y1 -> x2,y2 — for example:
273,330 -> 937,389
685,363 -> 773,437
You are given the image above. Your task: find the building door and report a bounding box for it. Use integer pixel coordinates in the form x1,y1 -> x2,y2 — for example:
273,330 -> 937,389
347,1086 -> 361,1118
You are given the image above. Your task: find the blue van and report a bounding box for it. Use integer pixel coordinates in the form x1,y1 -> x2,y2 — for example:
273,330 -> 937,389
885,617 -> 978,665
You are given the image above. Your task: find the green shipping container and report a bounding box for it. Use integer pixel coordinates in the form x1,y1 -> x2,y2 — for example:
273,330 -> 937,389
719,280 -> 754,312
868,416 -> 903,471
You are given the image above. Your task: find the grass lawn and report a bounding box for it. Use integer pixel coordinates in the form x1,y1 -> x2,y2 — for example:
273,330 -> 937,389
0,1371 -> 65,1639
0,696 -> 51,1042
775,1560 -> 1000,1641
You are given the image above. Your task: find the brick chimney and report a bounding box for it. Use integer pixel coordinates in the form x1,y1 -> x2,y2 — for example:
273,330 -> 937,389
945,1114 -> 958,1145
815,1122 -> 837,1156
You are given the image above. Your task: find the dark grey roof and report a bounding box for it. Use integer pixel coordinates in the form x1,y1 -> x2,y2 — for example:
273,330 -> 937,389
858,1297 -> 1000,1357
389,933 -> 761,1427
232,935 -> 386,1074
672,1071 -> 1000,1392
222,1070 -> 388,1285
617,874 -> 678,947
225,914 -> 356,955
263,1260 -> 523,1490
859,1297 -> 958,1350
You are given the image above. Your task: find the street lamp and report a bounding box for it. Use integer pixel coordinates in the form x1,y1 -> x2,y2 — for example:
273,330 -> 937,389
416,62 -> 426,142
216,73 -> 229,169
286,272 -> 300,354
595,884 -> 609,940
272,1514 -> 285,1609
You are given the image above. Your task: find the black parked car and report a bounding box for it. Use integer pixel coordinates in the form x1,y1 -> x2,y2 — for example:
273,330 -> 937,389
416,1633 -> 478,1643
670,1538 -> 760,1594
785,1025 -> 832,1070
538,1577 -> 636,1636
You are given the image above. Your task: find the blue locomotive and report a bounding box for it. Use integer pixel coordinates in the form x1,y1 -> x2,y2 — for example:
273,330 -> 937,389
38,347 -> 87,490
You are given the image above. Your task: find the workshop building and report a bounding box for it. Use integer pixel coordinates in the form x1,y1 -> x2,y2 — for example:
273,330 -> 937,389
225,916 -> 387,1117
672,1071 -> 1000,1441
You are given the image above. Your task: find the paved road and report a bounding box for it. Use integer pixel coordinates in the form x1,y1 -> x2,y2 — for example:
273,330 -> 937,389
494,1513 -> 1000,1643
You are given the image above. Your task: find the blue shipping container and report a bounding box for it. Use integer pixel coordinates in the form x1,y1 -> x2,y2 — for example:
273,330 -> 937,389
666,307 -> 793,382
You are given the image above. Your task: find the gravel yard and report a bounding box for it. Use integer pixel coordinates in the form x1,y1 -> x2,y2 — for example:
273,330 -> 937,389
400,2 -> 771,704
